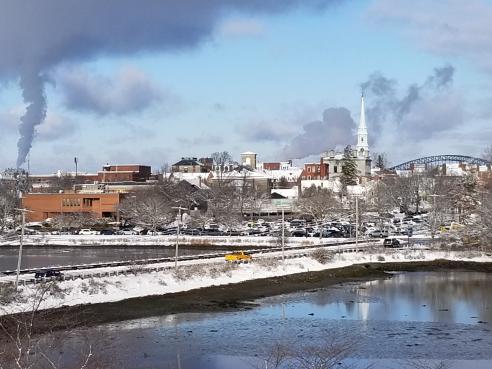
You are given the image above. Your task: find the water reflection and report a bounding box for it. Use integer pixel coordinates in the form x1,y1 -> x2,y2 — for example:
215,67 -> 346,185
45,272 -> 492,368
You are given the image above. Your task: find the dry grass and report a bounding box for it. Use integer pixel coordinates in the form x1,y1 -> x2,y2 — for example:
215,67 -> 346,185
310,248 -> 334,264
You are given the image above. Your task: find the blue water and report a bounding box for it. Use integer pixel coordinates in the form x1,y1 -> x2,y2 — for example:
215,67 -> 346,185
79,272 -> 492,368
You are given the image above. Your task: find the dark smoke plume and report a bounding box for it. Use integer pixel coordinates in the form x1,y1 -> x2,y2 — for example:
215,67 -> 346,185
0,0 -> 338,166
17,70 -> 47,167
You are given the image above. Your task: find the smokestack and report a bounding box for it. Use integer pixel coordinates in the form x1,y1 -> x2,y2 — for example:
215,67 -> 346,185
16,69 -> 47,167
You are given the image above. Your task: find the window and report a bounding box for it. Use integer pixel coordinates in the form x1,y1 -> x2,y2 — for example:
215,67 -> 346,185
63,198 -> 81,207
83,198 -> 93,207
307,167 -> 311,172
334,166 -> 338,173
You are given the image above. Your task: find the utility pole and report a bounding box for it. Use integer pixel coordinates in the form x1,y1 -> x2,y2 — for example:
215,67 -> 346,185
281,208 -> 285,262
355,196 -> 359,253
14,208 -> 31,291
172,206 -> 187,270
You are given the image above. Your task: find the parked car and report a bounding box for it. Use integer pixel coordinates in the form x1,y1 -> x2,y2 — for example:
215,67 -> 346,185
34,269 -> 63,279
78,229 -> 98,235
369,229 -> 389,238
383,238 -> 401,248
117,229 -> 138,235
100,229 -> 115,235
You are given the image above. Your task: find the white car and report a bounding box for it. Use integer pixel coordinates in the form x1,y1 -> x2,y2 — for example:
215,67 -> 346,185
78,229 -> 98,235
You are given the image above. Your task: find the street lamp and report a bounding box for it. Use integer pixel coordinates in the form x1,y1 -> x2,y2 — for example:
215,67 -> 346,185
274,200 -> 290,263
14,208 -> 33,291
171,206 -> 187,270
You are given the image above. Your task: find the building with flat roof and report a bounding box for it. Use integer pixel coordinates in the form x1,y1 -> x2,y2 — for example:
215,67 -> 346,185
98,164 -> 151,182
21,192 -> 122,222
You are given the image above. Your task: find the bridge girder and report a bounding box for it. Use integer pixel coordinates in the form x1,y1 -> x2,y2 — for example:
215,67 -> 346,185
390,155 -> 491,171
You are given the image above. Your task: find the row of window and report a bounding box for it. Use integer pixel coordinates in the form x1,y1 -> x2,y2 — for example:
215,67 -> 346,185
62,198 -> 95,207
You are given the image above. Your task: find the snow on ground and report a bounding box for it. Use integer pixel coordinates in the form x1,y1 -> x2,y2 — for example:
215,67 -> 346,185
0,234 -> 344,247
1,247 -> 490,316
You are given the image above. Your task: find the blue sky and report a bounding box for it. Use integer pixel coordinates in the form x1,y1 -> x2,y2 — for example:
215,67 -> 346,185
0,0 -> 491,173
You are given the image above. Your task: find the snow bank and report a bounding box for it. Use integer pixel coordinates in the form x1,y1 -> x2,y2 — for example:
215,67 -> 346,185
0,234 -> 346,247
1,248 -> 490,316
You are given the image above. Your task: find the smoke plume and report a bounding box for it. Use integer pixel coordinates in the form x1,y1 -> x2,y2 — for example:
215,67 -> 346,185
0,0 -> 338,167
17,70 -> 48,167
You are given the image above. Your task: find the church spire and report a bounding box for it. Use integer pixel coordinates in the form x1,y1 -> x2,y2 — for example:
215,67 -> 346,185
359,93 -> 366,129
356,93 -> 369,158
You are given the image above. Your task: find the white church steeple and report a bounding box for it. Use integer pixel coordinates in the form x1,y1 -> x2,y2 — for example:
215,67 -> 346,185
356,94 -> 369,158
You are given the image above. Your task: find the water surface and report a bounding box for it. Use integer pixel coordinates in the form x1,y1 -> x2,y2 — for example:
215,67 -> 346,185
71,271 -> 492,369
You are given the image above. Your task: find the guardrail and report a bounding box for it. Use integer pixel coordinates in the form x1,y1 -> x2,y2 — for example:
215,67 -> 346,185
2,243 -> 375,287
0,238 -> 381,278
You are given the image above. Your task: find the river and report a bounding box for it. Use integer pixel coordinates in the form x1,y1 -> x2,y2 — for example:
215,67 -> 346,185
0,246 -> 221,271
51,271 -> 492,369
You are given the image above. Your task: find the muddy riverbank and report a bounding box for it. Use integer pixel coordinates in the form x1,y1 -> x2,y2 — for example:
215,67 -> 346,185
7,259 -> 492,335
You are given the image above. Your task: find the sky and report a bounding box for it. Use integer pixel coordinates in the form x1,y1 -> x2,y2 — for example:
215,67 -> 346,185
0,0 -> 491,174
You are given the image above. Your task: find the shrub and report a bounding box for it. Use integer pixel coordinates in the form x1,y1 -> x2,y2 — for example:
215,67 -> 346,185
255,258 -> 281,270
377,255 -> 385,262
0,284 -> 17,304
310,248 -> 333,264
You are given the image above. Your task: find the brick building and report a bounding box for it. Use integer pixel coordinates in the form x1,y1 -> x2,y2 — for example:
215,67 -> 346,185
98,164 -> 151,182
21,192 -> 122,222
300,158 -> 329,180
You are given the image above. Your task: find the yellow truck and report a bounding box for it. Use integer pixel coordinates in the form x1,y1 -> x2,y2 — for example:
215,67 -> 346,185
224,251 -> 252,262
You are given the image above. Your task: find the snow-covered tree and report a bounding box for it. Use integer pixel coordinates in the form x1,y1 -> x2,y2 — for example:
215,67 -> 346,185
119,189 -> 173,233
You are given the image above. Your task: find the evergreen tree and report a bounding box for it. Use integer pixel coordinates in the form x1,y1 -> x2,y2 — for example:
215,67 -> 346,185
340,145 -> 358,191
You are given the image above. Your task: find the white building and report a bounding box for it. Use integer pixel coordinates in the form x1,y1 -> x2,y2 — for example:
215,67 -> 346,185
321,95 -> 372,178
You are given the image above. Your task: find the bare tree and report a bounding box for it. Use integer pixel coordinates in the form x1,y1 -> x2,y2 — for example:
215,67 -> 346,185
50,213 -> 101,232
0,181 -> 18,234
482,145 -> 492,163
449,173 -> 479,223
381,174 -> 424,214
371,152 -> 390,170
0,282 -> 102,369
297,189 -> 340,237
257,336 -> 366,369
119,188 -> 173,233
211,151 -> 233,183
206,181 -> 242,232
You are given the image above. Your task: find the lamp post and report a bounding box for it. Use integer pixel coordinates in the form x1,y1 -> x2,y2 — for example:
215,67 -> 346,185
355,196 -> 360,253
14,208 -> 32,291
275,202 -> 289,263
172,206 -> 187,270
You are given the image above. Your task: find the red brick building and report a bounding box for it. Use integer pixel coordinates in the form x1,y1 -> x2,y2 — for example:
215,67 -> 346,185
300,158 -> 329,180
21,192 -> 122,222
262,162 -> 281,170
98,164 -> 151,182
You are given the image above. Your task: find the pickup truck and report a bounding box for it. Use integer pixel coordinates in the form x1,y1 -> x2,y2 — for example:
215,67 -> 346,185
224,251 -> 252,262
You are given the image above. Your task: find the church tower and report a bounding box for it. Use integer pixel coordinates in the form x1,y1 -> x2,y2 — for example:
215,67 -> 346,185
356,94 -> 369,159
